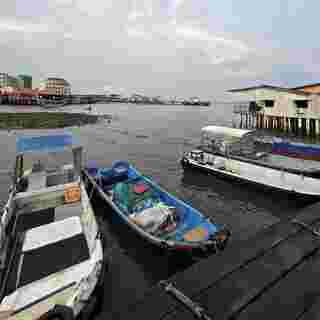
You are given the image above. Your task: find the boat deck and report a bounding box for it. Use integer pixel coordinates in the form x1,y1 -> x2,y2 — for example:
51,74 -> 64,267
199,146 -> 320,177
115,203 -> 320,320
0,199 -> 84,299
1,207 -> 55,297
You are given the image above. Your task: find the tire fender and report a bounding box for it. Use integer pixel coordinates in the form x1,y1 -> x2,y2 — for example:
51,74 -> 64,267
38,305 -> 74,320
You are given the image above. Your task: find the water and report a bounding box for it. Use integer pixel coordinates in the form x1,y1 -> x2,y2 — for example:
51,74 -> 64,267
0,103 -> 315,318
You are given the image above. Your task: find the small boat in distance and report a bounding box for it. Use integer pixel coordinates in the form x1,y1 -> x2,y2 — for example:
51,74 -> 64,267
0,133 -> 107,319
84,161 -> 230,254
40,98 -> 67,109
182,97 -> 211,106
181,126 -> 320,199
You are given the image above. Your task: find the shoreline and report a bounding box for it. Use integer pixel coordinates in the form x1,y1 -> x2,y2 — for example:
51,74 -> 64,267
0,111 -> 110,129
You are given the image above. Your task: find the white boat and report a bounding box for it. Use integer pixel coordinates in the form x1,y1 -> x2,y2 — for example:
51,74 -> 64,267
0,133 -> 107,320
180,126 -> 320,199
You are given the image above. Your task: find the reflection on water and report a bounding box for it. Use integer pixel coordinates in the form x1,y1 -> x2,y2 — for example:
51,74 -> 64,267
180,170 -> 312,215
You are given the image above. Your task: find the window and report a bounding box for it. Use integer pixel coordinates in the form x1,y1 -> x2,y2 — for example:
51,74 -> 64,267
294,100 -> 308,108
264,100 -> 274,107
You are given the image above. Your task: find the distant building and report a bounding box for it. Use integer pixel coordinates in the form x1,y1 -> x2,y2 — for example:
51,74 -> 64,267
17,75 -> 32,89
8,76 -> 19,89
40,77 -> 71,96
0,73 -> 9,88
0,73 -> 19,89
229,83 -> 320,136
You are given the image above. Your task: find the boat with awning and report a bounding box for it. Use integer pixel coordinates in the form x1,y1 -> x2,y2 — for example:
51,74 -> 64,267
180,125 -> 320,199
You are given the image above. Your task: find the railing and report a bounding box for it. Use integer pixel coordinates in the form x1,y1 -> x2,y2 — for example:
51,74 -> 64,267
296,108 -> 306,116
233,104 -> 250,114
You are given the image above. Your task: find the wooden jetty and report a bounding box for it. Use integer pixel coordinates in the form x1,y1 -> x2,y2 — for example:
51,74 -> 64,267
115,202 -> 320,320
232,103 -> 257,129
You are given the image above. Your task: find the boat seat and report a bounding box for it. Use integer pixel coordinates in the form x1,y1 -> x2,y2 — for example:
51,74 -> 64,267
54,202 -> 82,221
14,208 -> 55,234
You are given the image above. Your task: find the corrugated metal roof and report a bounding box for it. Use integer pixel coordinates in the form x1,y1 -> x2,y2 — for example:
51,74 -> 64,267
228,85 -> 310,96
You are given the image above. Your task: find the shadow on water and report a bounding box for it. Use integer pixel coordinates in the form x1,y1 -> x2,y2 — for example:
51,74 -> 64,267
180,169 -> 315,220
90,193 -> 196,317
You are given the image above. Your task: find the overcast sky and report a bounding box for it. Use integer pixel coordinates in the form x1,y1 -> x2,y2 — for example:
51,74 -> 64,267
1,0 -> 318,99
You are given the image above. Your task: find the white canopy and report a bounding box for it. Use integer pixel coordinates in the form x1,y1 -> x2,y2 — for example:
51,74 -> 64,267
201,126 -> 254,139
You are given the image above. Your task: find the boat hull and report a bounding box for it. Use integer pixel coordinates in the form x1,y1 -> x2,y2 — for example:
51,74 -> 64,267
181,155 -> 320,201
83,168 -> 230,254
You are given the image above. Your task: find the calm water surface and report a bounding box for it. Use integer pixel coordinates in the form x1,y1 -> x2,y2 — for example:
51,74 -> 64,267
0,103 -> 315,318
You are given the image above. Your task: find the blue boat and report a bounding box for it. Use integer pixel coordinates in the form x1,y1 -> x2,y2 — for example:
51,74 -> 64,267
84,161 -> 230,253
272,141 -> 320,161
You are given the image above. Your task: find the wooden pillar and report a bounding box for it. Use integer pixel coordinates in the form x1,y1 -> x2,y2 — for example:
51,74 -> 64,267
265,116 -> 268,129
290,118 -> 294,134
310,118 -> 315,137
316,119 -> 320,136
272,116 -> 275,129
306,118 -> 310,136
301,118 -> 307,136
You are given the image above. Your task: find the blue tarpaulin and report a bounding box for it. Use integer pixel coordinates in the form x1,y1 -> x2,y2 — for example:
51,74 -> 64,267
272,142 -> 320,160
16,134 -> 73,154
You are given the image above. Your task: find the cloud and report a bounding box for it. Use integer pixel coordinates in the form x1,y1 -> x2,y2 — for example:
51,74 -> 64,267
0,0 -> 316,97
0,19 -> 50,33
127,21 -> 251,66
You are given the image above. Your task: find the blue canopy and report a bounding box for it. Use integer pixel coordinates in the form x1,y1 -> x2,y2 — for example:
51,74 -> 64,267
16,134 -> 73,154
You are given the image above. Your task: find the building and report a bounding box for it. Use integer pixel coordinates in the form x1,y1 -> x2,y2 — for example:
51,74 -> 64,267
229,83 -> 320,136
0,73 -> 31,90
40,77 -> 71,96
17,75 -> 32,89
0,73 -> 9,88
0,73 -> 19,89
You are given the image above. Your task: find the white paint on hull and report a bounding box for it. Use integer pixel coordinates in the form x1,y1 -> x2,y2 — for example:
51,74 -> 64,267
185,152 -> 320,197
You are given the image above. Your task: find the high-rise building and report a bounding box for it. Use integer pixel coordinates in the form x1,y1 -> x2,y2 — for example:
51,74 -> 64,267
17,75 -> 32,89
0,73 -> 9,88
8,76 -> 19,88
0,73 -> 21,89
40,77 -> 71,96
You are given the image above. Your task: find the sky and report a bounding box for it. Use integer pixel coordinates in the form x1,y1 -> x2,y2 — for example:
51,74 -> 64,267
0,0 -> 319,99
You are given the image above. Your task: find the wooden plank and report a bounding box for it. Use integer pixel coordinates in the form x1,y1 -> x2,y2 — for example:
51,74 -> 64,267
170,220 -> 302,296
298,297 -> 320,320
236,250 -> 320,320
192,224 -> 320,320
113,286 -> 180,320
117,206 -> 320,320
162,306 -> 206,320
